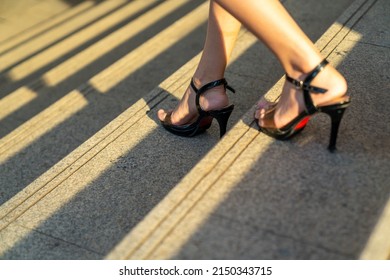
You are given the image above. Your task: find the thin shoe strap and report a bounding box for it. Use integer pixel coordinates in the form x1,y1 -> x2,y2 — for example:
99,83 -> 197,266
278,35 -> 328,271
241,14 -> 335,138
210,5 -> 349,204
190,78 -> 235,113
285,59 -> 329,114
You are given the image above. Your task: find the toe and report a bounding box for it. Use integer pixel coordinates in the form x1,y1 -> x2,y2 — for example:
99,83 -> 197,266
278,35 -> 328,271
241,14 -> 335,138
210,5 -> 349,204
254,107 -> 266,119
254,97 -> 277,119
157,109 -> 168,122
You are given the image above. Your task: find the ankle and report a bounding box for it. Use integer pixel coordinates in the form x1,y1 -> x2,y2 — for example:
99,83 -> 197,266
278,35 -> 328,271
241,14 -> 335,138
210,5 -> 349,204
192,75 -> 225,89
286,60 -> 348,96
286,59 -> 324,80
190,77 -> 230,111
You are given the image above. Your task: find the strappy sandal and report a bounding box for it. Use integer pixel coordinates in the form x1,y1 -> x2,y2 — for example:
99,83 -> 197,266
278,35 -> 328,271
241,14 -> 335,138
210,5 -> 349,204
160,78 -> 235,138
257,59 -> 350,151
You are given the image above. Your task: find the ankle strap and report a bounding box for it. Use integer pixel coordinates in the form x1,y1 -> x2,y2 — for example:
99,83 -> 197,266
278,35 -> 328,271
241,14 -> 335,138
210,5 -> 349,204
285,59 -> 329,114
191,78 -> 235,113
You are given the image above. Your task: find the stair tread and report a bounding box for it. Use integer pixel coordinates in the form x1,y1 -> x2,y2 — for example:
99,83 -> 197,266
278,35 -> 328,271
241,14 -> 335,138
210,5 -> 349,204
0,1 -> 95,54
107,0 -> 390,260
0,0 -> 130,73
1,0 -> 388,260
0,0 -> 205,136
0,1 -> 210,212
0,0 -> 82,44
4,0 -> 159,82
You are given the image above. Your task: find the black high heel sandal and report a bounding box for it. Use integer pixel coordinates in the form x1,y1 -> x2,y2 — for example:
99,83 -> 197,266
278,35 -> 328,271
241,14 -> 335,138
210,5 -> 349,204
257,59 -> 350,151
160,78 -> 235,138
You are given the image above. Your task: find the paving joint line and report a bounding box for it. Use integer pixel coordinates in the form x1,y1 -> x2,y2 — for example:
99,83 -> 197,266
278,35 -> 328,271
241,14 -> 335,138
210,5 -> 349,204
212,213 -> 355,258
15,222 -> 104,257
350,41 -> 390,49
261,227 -> 356,259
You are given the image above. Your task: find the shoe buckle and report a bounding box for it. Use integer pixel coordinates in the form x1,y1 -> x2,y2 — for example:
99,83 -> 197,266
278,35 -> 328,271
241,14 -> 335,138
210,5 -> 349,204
294,80 -> 304,89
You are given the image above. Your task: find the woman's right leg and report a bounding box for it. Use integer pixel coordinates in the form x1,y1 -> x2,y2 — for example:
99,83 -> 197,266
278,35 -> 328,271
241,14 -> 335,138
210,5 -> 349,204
157,0 -> 241,125
214,0 -> 348,129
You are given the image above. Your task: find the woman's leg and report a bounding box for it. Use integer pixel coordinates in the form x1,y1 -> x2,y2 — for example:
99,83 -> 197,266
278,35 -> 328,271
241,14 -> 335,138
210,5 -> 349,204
158,1 -> 241,124
214,0 -> 348,128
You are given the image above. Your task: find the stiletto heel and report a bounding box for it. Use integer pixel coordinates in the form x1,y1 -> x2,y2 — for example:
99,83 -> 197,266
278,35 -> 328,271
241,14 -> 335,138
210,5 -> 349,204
209,106 -> 234,137
257,59 -> 350,150
160,78 -> 235,138
320,104 -> 349,152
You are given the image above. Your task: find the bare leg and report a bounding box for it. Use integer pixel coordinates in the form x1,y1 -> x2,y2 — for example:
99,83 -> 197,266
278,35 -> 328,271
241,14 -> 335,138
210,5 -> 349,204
214,0 -> 348,128
158,1 -> 241,125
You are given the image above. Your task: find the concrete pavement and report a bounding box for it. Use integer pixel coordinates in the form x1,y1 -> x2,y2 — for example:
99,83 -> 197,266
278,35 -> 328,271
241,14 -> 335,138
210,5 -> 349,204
106,0 -> 390,259
0,0 -> 388,259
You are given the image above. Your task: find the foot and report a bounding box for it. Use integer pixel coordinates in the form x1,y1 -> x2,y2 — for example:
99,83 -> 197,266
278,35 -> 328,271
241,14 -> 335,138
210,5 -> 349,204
158,78 -> 230,125
258,63 -> 348,129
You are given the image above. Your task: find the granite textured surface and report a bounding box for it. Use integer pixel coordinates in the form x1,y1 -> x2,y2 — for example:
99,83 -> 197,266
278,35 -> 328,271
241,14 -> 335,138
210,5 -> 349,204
107,0 -> 389,260
2,0 -> 387,260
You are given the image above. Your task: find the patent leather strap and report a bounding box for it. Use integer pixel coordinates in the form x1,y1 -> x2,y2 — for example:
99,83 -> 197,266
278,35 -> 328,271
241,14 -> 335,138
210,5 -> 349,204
190,78 -> 235,113
285,59 -> 329,115
160,78 -> 235,138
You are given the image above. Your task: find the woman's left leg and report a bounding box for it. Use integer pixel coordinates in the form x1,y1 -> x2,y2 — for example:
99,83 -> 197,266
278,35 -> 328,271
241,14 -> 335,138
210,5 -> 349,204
157,1 -> 241,125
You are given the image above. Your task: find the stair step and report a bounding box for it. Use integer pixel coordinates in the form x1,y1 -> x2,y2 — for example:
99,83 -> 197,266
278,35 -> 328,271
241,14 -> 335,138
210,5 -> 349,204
104,0 -> 389,260
1,0 -> 159,88
0,0 -> 82,44
0,1 -> 210,219
1,0 -> 387,260
0,0 -> 129,74
0,0 -> 205,137
0,1 -> 94,54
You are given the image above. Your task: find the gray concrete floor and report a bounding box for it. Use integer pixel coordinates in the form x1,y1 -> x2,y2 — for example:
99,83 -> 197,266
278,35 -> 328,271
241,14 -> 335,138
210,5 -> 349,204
1,0 -> 388,260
